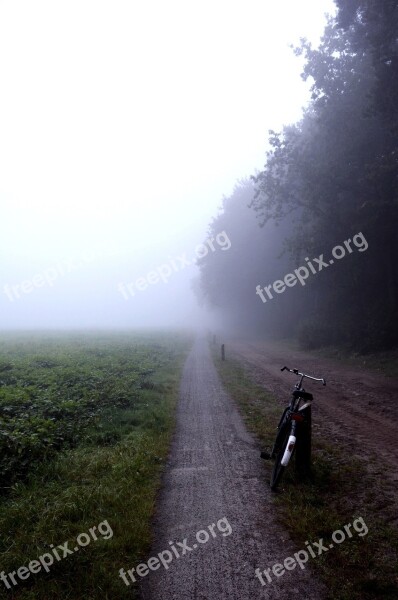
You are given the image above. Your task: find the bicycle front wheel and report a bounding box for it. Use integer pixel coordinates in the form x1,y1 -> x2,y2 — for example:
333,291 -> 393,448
270,426 -> 291,491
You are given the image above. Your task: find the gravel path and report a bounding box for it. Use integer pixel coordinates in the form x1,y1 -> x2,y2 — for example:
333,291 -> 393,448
140,337 -> 325,600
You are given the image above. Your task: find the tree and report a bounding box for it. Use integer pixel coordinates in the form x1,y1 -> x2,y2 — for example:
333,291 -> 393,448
199,6 -> 398,351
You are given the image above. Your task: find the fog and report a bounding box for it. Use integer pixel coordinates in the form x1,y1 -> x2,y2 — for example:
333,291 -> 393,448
0,0 -> 335,329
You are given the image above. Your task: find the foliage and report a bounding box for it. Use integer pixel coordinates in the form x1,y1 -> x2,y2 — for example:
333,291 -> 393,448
197,4 -> 398,352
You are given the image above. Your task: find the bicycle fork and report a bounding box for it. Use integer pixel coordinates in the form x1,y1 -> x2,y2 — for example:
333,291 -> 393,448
280,421 -> 297,467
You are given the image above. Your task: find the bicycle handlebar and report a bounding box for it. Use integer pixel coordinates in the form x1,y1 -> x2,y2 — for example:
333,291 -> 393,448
281,366 -> 326,386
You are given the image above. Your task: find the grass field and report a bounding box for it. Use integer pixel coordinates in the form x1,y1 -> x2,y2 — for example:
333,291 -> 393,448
212,349 -> 398,600
0,331 -> 192,599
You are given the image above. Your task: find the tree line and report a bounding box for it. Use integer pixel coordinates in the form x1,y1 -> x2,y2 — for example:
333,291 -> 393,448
197,0 -> 398,352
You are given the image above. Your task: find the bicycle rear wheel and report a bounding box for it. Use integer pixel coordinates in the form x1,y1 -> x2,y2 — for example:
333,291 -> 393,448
270,425 -> 291,490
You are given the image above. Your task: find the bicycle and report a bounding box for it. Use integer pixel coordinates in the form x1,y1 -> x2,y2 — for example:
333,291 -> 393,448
261,366 -> 326,490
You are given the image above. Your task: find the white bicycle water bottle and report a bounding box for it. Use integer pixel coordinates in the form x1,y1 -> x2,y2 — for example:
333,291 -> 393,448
281,435 -> 296,466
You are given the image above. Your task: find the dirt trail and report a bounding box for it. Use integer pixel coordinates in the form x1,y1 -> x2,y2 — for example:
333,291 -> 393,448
229,340 -> 398,489
141,337 -> 325,600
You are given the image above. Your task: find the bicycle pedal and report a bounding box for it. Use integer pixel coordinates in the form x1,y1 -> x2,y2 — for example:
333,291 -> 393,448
260,451 -> 271,460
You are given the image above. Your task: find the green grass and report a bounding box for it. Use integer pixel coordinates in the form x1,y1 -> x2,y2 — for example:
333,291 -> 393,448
0,331 -> 192,599
212,350 -> 398,600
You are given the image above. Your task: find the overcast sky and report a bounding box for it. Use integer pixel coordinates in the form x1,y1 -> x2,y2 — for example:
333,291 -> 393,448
0,0 -> 336,328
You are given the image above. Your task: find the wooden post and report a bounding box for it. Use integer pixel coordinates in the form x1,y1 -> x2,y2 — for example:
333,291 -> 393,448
295,405 -> 312,477
221,344 -> 225,361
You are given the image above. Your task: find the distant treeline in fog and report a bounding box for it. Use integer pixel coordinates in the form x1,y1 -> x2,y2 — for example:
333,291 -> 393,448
197,0 -> 398,352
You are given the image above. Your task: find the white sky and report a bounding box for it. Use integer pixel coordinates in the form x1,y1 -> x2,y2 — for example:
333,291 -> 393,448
0,0 -> 336,328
